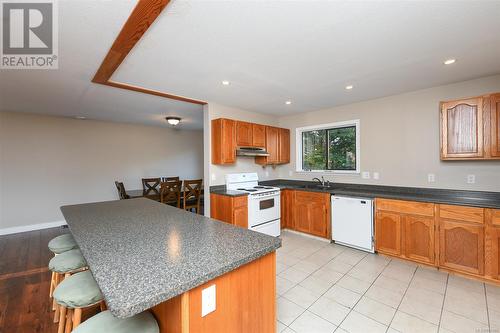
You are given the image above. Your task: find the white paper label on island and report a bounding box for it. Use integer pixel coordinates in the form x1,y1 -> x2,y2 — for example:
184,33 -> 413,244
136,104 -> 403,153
201,284 -> 216,317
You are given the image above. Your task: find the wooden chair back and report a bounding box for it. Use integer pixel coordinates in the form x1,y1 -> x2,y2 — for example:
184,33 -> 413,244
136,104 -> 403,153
115,181 -> 129,200
160,181 -> 182,208
142,178 -> 161,196
162,176 -> 180,183
183,179 -> 203,213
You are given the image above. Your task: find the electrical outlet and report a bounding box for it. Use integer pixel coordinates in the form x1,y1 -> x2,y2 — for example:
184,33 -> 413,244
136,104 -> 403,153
428,174 -> 436,183
201,285 -> 216,317
265,171 -> 269,177
288,170 -> 293,176
362,171 -> 370,179
373,172 -> 380,180
211,173 -> 216,181
467,174 -> 476,184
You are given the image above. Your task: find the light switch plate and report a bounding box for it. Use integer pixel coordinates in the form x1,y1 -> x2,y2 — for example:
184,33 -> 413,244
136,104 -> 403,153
373,172 -> 380,180
428,174 -> 436,183
362,171 -> 370,179
201,285 -> 216,317
265,171 -> 269,177
467,174 -> 476,184
211,173 -> 216,181
288,170 -> 293,176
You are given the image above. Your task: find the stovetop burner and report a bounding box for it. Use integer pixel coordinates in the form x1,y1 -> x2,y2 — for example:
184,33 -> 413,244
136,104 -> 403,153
254,186 -> 273,189
237,188 -> 257,192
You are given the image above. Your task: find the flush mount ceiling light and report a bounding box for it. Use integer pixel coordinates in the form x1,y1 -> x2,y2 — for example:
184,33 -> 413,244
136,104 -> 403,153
75,116 -> 87,120
345,85 -> 354,90
444,58 -> 456,65
165,117 -> 181,126
221,80 -> 230,86
285,100 -> 292,105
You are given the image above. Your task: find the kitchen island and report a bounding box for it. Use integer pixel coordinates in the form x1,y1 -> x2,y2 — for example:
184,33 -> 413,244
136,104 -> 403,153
60,198 -> 281,333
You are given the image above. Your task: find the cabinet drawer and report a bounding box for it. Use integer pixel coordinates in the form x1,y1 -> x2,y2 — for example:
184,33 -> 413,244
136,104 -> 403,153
490,209 -> 500,226
376,199 -> 434,217
294,190 -> 328,201
439,204 -> 484,224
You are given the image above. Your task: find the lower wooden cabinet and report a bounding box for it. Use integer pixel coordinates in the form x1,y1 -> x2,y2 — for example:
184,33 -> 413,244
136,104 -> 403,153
375,211 -> 402,256
404,215 -> 435,265
281,190 -> 330,239
485,209 -> 500,280
210,193 -> 248,228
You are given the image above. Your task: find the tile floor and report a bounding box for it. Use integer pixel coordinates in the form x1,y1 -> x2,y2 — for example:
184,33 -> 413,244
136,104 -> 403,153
276,230 -> 500,333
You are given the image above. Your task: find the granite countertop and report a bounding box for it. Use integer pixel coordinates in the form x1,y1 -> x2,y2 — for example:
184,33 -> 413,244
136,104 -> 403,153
210,180 -> 500,209
60,198 -> 281,318
210,187 -> 249,197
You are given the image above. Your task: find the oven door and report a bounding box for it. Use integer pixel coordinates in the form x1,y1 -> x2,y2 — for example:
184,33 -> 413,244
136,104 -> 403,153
248,192 -> 280,228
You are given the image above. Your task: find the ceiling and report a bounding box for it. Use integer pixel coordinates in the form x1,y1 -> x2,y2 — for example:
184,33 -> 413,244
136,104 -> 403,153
115,0 -> 500,115
1,1 -> 500,127
0,0 -> 204,130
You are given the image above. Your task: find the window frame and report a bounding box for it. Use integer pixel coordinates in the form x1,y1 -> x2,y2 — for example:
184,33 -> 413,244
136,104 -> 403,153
295,119 -> 360,174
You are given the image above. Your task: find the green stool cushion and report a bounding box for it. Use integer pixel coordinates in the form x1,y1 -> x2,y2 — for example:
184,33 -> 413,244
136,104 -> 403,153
48,249 -> 87,273
53,270 -> 103,308
48,234 -> 78,254
72,310 -> 159,333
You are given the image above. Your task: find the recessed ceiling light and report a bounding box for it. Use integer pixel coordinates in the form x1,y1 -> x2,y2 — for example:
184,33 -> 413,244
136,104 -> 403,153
444,58 -> 456,65
285,100 -> 292,105
345,85 -> 354,90
75,116 -> 86,120
222,80 -> 230,85
165,117 -> 181,126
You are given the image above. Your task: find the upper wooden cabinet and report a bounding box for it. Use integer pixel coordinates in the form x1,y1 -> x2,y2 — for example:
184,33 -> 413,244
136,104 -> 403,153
491,94 -> 500,157
440,97 -> 484,159
212,118 -> 289,165
212,118 -> 236,165
440,93 -> 500,160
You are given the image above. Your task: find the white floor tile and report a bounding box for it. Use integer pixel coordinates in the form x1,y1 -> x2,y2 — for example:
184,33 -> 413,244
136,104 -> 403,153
399,294 -> 442,325
354,296 -> 396,325
283,285 -> 321,308
447,275 -> 485,294
410,275 -> 447,295
299,275 -> 336,296
277,276 -> 297,296
323,285 -> 362,309
309,295 -> 351,326
440,310 -> 488,333
310,267 -> 344,284
323,259 -> 354,274
289,310 -> 337,333
404,286 -> 445,309
277,320 -> 287,332
390,311 -> 438,333
373,274 -> 410,294
365,285 -> 404,308
336,275 -> 372,294
279,267 -> 310,284
443,294 -> 488,324
340,311 -> 387,333
293,260 -> 321,274
277,297 -> 305,326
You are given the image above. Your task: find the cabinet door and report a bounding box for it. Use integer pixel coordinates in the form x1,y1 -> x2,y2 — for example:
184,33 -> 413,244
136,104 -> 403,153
309,198 -> 329,238
375,211 -> 402,256
211,119 -> 236,164
280,190 -> 294,229
236,121 -> 253,147
404,215 -> 435,265
491,94 -> 500,157
233,205 -> 248,229
439,220 -> 484,275
278,128 -> 290,164
252,124 -> 266,148
441,97 -> 484,159
266,127 -> 279,164
485,226 -> 500,281
293,200 -> 310,234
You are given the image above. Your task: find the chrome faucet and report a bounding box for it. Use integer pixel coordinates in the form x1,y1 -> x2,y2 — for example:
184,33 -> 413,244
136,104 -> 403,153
312,176 -> 325,186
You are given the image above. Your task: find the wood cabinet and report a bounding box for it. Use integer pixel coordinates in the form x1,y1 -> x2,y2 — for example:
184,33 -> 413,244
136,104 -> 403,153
438,205 -> 485,276
291,190 -> 330,238
236,121 -> 253,147
252,124 -> 266,148
375,199 -> 435,265
280,190 -> 294,230
485,209 -> 500,280
256,126 -> 279,165
491,94 -> 500,157
212,118 -> 236,165
278,128 -> 290,164
210,193 -> 248,228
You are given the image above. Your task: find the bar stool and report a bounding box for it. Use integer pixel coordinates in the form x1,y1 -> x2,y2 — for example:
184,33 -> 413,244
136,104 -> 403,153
49,249 -> 88,322
53,270 -> 105,333
72,310 -> 159,333
48,234 -> 78,254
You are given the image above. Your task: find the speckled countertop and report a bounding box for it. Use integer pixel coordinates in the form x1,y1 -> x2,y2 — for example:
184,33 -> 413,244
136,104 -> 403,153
60,198 -> 281,318
210,180 -> 500,209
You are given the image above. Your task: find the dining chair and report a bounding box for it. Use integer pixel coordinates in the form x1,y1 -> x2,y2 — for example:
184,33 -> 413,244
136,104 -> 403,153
114,181 -> 130,200
142,178 -> 161,197
161,176 -> 180,183
183,179 -> 203,214
160,181 -> 182,208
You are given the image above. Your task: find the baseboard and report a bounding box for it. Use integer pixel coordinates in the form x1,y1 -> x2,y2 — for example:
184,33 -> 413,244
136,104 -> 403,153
282,229 -> 331,243
0,220 -> 67,236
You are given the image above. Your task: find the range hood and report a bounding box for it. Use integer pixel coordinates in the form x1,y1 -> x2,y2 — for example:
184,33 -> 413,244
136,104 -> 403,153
236,147 -> 270,157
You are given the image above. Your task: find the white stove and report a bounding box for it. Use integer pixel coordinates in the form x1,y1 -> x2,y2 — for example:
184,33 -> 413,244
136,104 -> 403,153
225,173 -> 281,237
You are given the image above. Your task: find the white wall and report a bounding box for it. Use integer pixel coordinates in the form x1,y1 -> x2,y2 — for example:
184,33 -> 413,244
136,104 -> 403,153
277,75 -> 500,192
0,112 -> 204,233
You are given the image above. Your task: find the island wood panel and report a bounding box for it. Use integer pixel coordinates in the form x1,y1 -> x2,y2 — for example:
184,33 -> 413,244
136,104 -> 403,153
211,119 -> 236,165
252,124 -> 266,148
492,94 -> 500,157
210,193 -> 248,228
404,215 -> 435,265
236,121 -> 253,147
151,253 -> 276,333
440,97 -> 484,159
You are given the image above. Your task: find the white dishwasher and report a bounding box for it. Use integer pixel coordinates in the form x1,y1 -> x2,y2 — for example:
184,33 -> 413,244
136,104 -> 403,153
331,195 -> 374,253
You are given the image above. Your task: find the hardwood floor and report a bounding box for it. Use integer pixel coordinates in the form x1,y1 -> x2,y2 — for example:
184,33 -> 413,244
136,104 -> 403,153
0,227 -> 67,333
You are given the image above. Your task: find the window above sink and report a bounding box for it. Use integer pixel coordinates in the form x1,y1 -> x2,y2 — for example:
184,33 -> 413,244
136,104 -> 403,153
296,119 -> 360,174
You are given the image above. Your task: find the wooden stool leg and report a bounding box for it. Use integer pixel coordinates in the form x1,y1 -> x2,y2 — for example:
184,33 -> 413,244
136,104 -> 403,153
50,271 -> 55,297
73,308 -> 82,328
99,301 -> 107,311
54,299 -> 60,323
57,306 -> 66,333
65,308 -> 73,333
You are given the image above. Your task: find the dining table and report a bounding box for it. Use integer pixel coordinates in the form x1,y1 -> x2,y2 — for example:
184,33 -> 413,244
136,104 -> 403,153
125,188 -> 204,200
